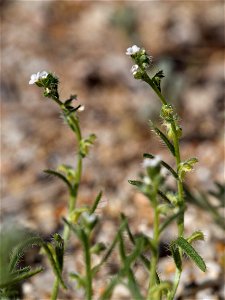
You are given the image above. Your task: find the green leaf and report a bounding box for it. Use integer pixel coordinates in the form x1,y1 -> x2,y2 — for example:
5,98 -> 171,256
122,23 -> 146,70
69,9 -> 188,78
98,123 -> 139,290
99,274 -> 121,300
128,179 -> 143,188
9,236 -> 43,272
152,70 -> 165,92
52,234 -> 64,271
170,244 -> 182,271
173,237 -> 206,272
64,95 -> 77,107
0,267 -> 44,289
11,266 -> 31,276
44,169 -> 73,192
121,214 -> 150,270
159,210 -> 183,234
118,233 -> 144,300
121,214 -> 160,283
90,190 -> 103,214
157,189 -> 172,204
187,231 -> 205,244
149,121 -> 175,156
42,242 -> 67,289
92,220 -> 127,275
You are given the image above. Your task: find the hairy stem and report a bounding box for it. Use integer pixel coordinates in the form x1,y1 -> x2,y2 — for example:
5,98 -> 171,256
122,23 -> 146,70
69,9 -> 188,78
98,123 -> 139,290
168,122 -> 184,300
52,111 -> 83,298
147,201 -> 160,300
143,73 -> 185,300
51,279 -> 59,300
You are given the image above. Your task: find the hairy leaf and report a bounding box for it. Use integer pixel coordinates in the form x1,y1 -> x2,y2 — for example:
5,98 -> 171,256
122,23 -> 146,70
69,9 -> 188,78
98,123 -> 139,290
173,237 -> 206,272
0,267 -> 43,289
90,190 -> 103,214
152,70 -> 165,92
44,169 -> 73,191
187,231 -> 205,244
170,244 -> 182,271
149,122 -> 175,156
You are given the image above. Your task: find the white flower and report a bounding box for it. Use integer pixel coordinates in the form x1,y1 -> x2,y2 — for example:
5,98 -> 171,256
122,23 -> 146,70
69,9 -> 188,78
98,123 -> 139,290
78,105 -> 85,112
131,64 -> 139,75
126,45 -> 140,55
82,212 -> 96,224
143,176 -> 151,185
142,156 -> 161,168
29,71 -> 48,84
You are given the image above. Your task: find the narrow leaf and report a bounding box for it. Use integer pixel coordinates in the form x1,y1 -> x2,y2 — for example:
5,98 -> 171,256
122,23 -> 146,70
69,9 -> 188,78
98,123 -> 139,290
92,220 -> 127,275
44,169 -> 73,191
99,274 -> 121,300
42,243 -> 67,289
159,210 -> 183,234
170,244 -> 182,271
149,121 -> 175,156
173,237 -> 206,272
157,189 -> 172,204
90,190 -> 103,214
128,180 -> 142,188
121,214 -> 160,283
152,70 -> 165,92
187,231 -> 204,244
121,214 -> 150,270
53,233 -> 64,271
0,267 -> 44,289
9,236 -> 43,272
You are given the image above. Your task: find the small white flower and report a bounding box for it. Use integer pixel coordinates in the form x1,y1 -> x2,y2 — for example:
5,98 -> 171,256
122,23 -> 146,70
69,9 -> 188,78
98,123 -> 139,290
161,167 -> 169,177
29,71 -> 48,85
39,71 -> 48,79
29,72 -> 39,85
78,105 -> 85,112
126,45 -> 140,55
82,212 -> 96,224
131,64 -> 139,75
143,176 -> 151,185
142,156 -> 161,168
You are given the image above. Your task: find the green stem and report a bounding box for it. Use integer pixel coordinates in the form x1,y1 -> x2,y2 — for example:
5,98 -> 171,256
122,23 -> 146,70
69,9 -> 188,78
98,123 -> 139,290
51,111 -> 83,298
168,122 -> 184,300
63,115 -> 83,243
143,72 -> 185,300
81,230 -> 92,300
147,198 -> 160,300
51,279 -> 59,300
142,73 -> 167,105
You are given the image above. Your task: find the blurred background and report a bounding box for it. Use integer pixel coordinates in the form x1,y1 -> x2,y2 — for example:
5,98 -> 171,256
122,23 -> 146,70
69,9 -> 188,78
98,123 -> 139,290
1,1 -> 224,299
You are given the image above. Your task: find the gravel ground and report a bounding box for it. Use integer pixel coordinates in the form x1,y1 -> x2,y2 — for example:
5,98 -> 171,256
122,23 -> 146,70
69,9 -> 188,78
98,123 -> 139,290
1,1 -> 224,299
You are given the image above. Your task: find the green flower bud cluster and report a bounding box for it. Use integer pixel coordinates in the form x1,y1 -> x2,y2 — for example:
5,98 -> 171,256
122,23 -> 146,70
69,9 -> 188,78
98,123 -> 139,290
79,134 -> 97,158
178,157 -> 198,181
160,104 -> 182,140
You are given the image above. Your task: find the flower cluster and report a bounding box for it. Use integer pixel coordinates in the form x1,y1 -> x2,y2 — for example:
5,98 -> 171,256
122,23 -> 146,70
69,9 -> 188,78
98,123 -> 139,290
126,44 -> 152,79
29,71 -> 48,85
29,71 -> 59,100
